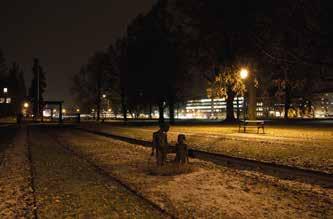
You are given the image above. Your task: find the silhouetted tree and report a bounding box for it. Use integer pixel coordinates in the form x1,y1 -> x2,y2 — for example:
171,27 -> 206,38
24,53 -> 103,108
0,49 -> 7,79
175,0 -> 259,121
72,51 -> 113,120
108,38 -> 129,122
29,58 -> 46,120
8,62 -> 26,113
126,0 -> 188,124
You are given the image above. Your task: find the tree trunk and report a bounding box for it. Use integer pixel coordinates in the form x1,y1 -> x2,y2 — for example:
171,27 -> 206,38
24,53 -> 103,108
236,96 -> 240,121
284,83 -> 290,120
168,100 -> 175,125
96,71 -> 102,121
225,87 -> 236,122
158,101 -> 164,124
149,103 -> 152,119
121,88 -> 127,122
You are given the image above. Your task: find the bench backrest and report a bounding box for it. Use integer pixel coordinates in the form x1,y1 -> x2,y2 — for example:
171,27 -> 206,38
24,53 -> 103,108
240,120 -> 265,124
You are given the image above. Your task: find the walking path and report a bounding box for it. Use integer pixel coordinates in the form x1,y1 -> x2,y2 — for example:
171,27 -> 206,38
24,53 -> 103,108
0,126 -> 35,218
28,126 -> 164,218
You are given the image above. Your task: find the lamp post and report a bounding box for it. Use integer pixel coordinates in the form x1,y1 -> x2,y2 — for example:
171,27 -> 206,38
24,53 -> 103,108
3,88 -> 8,104
23,102 -> 29,118
240,68 -> 249,121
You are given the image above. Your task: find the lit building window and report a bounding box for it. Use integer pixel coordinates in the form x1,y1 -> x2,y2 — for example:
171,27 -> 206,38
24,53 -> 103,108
6,98 -> 11,103
3,87 -> 8,93
0,98 -> 5,103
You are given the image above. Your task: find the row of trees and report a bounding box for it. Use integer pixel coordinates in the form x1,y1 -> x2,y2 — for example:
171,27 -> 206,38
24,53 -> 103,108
72,0 -> 332,122
0,49 -> 47,117
0,50 -> 26,115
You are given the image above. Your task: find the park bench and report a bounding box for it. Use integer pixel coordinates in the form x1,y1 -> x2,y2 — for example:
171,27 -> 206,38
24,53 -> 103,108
239,120 -> 265,134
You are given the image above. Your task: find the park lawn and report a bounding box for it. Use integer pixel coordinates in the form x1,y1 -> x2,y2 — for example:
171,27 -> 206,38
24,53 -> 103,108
28,127 -> 164,218
81,123 -> 333,174
55,129 -> 333,218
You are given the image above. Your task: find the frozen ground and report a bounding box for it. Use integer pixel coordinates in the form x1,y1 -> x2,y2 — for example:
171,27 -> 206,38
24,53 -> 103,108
1,125 -> 332,218
80,123 -> 333,173
29,126 -> 165,218
55,128 -> 333,218
0,127 -> 35,218
0,126 -> 165,218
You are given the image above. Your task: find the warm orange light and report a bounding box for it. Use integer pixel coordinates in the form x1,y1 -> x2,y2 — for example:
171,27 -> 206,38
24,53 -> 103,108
240,68 -> 249,79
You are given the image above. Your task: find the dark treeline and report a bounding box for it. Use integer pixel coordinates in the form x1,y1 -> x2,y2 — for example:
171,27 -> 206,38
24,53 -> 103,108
0,49 -> 26,116
0,49 -> 46,118
71,0 -> 332,122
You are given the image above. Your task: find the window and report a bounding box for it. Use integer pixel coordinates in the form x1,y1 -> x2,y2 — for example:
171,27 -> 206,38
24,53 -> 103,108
0,98 -> 5,103
5,98 -> 11,103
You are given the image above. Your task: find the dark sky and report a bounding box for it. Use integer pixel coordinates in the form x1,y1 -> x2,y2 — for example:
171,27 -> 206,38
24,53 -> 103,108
1,0 -> 155,107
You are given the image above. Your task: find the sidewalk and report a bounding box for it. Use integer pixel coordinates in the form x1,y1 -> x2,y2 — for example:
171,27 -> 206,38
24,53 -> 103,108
0,126 -> 35,218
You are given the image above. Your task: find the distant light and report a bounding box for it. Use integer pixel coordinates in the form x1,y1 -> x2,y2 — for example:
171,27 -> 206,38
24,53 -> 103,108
24,102 -> 29,108
3,88 -> 8,93
240,68 -> 249,79
62,109 -> 66,114
76,109 -> 80,113
108,109 -> 112,112
92,109 -> 95,112
102,94 -> 106,98
53,109 -> 57,113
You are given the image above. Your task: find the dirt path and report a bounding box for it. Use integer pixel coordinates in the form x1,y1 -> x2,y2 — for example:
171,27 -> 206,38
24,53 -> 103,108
0,126 -> 35,218
56,128 -> 333,219
28,126 -> 165,218
0,126 -> 17,165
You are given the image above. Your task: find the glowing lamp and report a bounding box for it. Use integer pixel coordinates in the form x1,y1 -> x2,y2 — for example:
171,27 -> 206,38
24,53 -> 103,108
240,69 -> 249,79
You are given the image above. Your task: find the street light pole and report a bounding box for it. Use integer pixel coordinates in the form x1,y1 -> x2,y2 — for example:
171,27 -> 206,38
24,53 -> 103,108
240,68 -> 249,121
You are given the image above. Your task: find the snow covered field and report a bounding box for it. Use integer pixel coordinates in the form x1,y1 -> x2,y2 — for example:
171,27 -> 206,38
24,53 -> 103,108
80,123 -> 333,174
1,125 -> 332,218
57,128 -> 333,218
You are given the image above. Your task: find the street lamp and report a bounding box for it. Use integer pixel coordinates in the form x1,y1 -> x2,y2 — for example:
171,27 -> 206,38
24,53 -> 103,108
102,94 -> 106,98
24,102 -> 29,108
240,68 -> 249,121
76,108 -> 80,113
240,68 -> 249,80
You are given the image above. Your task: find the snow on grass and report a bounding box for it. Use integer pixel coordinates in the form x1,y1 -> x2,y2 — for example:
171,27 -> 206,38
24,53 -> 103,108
57,129 -> 333,218
80,123 -> 333,174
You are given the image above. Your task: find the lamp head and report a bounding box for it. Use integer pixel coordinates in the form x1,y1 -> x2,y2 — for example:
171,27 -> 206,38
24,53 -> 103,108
240,68 -> 249,79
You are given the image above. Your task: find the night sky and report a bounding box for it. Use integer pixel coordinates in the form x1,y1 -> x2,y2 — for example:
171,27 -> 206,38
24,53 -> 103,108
1,0 -> 155,107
